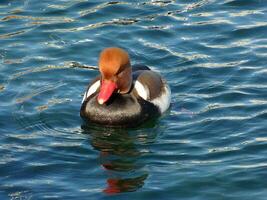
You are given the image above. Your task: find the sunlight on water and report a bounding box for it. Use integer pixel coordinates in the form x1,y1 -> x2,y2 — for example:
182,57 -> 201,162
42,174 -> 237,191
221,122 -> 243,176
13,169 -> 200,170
0,0 -> 267,199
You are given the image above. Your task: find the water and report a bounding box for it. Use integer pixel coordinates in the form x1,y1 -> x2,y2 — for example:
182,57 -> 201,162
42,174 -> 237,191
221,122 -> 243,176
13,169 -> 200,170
1,0 -> 267,199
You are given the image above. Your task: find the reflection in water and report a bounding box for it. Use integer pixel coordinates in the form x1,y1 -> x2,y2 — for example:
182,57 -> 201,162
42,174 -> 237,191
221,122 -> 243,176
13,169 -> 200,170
81,124 -> 158,194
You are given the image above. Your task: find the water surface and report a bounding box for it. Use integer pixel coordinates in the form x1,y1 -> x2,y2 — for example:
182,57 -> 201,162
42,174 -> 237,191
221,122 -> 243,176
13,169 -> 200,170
1,0 -> 267,199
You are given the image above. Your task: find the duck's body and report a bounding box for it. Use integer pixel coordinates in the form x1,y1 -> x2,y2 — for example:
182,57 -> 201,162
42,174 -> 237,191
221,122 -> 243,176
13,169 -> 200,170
80,48 -> 171,127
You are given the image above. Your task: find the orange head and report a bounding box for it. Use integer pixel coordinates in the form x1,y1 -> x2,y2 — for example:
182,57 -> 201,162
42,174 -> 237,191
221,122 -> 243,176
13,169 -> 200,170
97,47 -> 132,105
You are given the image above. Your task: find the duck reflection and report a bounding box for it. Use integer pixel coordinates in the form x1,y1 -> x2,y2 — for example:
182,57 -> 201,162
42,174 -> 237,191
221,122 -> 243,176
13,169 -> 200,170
81,124 -> 158,194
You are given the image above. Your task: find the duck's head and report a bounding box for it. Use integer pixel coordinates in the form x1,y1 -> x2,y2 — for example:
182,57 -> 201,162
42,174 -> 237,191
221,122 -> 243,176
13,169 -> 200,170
97,47 -> 132,105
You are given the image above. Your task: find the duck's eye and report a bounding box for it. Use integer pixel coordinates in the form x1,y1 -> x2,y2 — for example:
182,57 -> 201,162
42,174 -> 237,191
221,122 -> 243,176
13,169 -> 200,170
116,69 -> 122,76
117,69 -> 126,77
116,71 -> 122,77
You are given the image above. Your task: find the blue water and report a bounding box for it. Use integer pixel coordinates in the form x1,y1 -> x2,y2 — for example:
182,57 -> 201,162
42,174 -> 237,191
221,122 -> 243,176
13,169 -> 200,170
1,0 -> 267,199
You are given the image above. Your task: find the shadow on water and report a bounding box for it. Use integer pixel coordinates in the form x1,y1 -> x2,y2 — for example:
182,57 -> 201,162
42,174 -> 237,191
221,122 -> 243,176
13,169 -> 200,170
80,120 -> 160,194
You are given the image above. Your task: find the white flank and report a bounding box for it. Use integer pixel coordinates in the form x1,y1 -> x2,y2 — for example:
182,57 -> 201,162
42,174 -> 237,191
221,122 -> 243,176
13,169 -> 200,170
82,80 -> 100,103
152,83 -> 171,113
134,80 -> 149,100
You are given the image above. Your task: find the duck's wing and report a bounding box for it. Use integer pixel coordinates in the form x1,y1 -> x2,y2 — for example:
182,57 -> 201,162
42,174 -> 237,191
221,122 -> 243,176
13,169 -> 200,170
133,70 -> 171,113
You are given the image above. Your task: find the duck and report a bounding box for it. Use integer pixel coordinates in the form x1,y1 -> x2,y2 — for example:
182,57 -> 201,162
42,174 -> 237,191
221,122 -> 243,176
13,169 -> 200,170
80,47 -> 171,127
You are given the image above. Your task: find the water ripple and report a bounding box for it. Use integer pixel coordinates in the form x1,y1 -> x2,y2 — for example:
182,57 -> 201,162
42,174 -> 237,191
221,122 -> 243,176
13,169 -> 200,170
1,0 -> 267,199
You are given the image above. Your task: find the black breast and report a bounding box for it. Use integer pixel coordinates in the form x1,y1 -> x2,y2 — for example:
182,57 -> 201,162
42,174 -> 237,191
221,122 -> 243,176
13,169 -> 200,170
80,92 -> 159,127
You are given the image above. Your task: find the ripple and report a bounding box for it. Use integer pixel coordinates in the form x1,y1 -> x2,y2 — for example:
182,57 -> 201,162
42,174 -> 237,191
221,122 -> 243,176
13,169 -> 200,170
208,146 -> 240,153
0,30 -> 29,39
48,18 -> 140,33
0,84 -> 5,92
232,163 -> 267,169
9,62 -> 97,80
1,15 -> 74,24
229,9 -> 264,17
15,81 -> 66,104
1,0 -> 267,198
138,38 -> 209,62
79,1 -> 130,17
8,191 -> 32,200
36,98 -> 72,112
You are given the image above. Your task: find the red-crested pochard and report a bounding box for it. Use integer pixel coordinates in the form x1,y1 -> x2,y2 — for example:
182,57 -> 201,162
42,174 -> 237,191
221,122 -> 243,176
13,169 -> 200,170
80,47 -> 171,127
